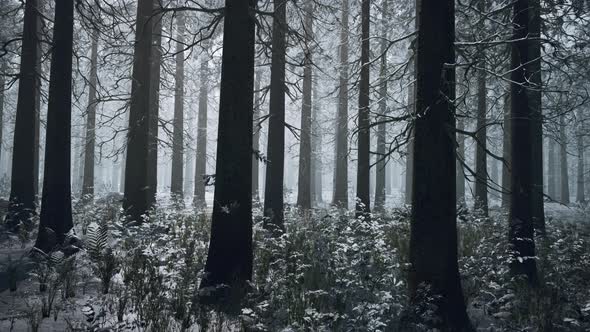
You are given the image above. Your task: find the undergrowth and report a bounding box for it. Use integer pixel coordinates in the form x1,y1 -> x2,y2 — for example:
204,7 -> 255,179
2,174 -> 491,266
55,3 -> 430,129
1,195 -> 589,331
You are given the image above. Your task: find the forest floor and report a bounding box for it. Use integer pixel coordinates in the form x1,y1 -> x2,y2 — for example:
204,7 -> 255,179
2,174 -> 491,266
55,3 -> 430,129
0,194 -> 588,331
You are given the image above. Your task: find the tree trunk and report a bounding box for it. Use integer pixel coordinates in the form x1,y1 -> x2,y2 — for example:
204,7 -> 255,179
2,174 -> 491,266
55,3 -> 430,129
5,0 -> 39,230
72,127 -> 81,195
184,143 -> 194,196
332,0 -> 349,208
408,0 -> 471,328
199,0 -> 256,309
374,0 -> 389,213
501,93 -> 511,209
0,61 -> 5,168
356,0 -> 370,217
74,123 -> 85,195
456,118 -> 466,205
82,30 -> 99,201
123,0 -> 153,223
263,0 -> 287,230
147,0 -> 163,207
577,112 -> 585,203
474,65 -> 488,215
296,0 -> 313,210
193,42 -> 209,209
36,0 -> 75,252
508,0 -> 539,285
311,80 -> 323,205
252,69 -> 261,201
559,113 -> 570,205
33,2 -> 43,200
529,0 -> 545,232
405,63 -> 415,206
170,12 -> 186,201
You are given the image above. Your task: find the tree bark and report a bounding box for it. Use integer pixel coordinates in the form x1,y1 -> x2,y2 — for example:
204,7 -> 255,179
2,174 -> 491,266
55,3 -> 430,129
82,29 -> 99,201
33,2 -> 43,200
170,12 -> 186,201
474,65 -> 488,215
559,113 -> 570,205
332,0 -> 349,208
296,0 -> 313,210
123,0 -> 153,223
501,93 -> 511,209
508,0 -> 539,285
199,0 -> 256,308
408,0 -> 471,328
374,0 -> 389,213
529,0 -> 545,232
6,0 -> 39,230
147,0 -> 163,207
0,61 -> 5,169
263,0 -> 287,230
36,0 -> 75,252
355,0 -> 371,217
404,53 -> 419,204
193,42 -> 209,209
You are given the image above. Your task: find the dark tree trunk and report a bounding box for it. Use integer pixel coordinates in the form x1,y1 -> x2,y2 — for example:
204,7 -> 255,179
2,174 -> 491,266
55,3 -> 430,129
123,0 -> 153,223
252,69 -> 261,201
33,3 -> 43,200
147,0 -> 163,207
456,118 -> 466,205
332,0 -> 349,208
529,0 -> 545,232
35,0 -> 75,252
408,0 -> 472,329
263,0 -> 287,230
405,66 -> 415,206
559,113 -> 570,205
170,12 -> 186,201
0,61 -> 5,168
82,30 -> 99,201
508,0 -> 539,285
577,112 -> 585,203
199,0 -> 256,308
502,93 -> 511,209
355,0 -> 370,217
5,0 -> 39,230
193,42 -> 209,209
296,0 -> 313,210
374,0 -> 389,213
474,65 -> 488,215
